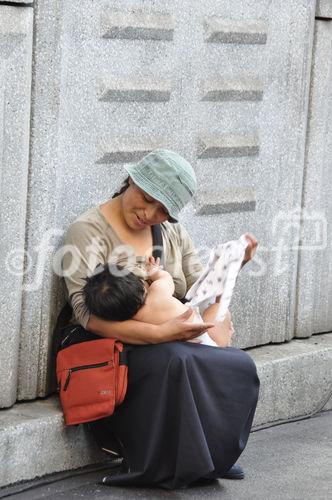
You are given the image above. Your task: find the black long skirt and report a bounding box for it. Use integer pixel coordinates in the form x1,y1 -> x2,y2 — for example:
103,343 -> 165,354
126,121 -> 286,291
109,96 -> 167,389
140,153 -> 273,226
97,341 -> 260,489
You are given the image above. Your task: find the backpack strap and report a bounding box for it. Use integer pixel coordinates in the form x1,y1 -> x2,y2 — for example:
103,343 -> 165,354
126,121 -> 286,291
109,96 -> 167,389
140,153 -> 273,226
151,224 -> 164,264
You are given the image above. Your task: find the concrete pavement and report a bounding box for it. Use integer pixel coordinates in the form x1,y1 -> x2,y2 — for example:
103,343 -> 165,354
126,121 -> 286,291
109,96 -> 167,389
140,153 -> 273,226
1,409 -> 331,500
1,333 -> 331,488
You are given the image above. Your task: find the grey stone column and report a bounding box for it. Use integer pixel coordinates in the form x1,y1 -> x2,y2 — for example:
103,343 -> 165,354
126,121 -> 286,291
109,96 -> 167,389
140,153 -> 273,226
295,13 -> 332,336
0,5 -> 33,408
17,0 -> 67,402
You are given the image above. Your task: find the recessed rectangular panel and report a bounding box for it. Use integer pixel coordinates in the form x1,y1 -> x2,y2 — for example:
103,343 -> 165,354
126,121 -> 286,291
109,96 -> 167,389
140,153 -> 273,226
195,189 -> 256,215
204,18 -> 268,44
201,78 -> 264,102
101,10 -> 174,40
98,78 -> 171,102
197,134 -> 260,158
96,139 -> 166,163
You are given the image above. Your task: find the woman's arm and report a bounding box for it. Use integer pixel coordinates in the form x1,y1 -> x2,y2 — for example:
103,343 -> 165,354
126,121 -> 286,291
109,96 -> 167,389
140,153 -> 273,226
62,219 -> 214,344
62,220 -> 106,329
87,314 -> 160,344
87,309 -> 215,345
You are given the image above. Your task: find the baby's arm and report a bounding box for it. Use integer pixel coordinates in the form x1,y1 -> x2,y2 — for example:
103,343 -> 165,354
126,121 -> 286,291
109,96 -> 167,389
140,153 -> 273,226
146,256 -> 175,296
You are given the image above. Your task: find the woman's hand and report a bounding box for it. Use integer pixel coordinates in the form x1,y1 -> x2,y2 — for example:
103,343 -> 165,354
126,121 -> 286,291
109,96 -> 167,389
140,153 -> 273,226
157,308 -> 215,343
242,233 -> 259,268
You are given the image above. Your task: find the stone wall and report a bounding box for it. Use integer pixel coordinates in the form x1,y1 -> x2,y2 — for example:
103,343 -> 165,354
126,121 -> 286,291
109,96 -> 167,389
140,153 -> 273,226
0,0 -> 331,408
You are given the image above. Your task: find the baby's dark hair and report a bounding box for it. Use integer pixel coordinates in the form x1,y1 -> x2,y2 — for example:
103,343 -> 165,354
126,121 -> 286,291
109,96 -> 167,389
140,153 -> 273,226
83,263 -> 146,321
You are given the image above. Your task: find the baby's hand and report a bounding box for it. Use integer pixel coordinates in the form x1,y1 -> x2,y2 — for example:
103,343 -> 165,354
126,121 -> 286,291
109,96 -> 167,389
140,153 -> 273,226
145,256 -> 163,281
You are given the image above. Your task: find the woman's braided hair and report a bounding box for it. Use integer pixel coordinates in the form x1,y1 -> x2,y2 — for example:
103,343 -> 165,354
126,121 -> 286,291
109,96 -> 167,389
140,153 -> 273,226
112,176 -> 130,199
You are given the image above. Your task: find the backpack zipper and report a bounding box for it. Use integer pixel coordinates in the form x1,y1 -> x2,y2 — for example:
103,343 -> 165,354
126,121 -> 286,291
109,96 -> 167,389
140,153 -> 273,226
64,361 -> 109,391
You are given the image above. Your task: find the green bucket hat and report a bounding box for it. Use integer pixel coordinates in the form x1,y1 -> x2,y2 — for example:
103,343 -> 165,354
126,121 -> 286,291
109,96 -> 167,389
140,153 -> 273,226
124,149 -> 197,222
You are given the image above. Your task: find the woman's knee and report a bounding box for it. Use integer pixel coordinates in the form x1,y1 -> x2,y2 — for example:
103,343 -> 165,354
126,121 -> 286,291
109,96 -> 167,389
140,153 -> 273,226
225,348 -> 259,380
159,342 -> 197,376
133,342 -> 194,375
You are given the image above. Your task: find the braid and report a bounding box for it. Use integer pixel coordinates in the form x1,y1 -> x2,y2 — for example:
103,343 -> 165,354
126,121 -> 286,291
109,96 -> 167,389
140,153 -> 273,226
112,176 -> 130,198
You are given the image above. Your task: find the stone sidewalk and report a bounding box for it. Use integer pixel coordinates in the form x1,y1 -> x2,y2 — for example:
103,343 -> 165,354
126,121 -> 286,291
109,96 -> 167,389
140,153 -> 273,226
1,333 -> 331,490
1,410 -> 331,500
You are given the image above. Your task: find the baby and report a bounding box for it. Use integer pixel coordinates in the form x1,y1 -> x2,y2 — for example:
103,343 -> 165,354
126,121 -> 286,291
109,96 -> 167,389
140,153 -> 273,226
83,256 -> 233,347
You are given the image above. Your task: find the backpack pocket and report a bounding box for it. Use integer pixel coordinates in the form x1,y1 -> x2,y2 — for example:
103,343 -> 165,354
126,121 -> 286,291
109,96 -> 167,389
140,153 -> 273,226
56,339 -> 121,425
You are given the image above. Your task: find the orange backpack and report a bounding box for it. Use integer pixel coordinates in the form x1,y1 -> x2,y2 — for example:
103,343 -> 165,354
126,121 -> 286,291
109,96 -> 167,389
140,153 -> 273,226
56,338 -> 128,425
